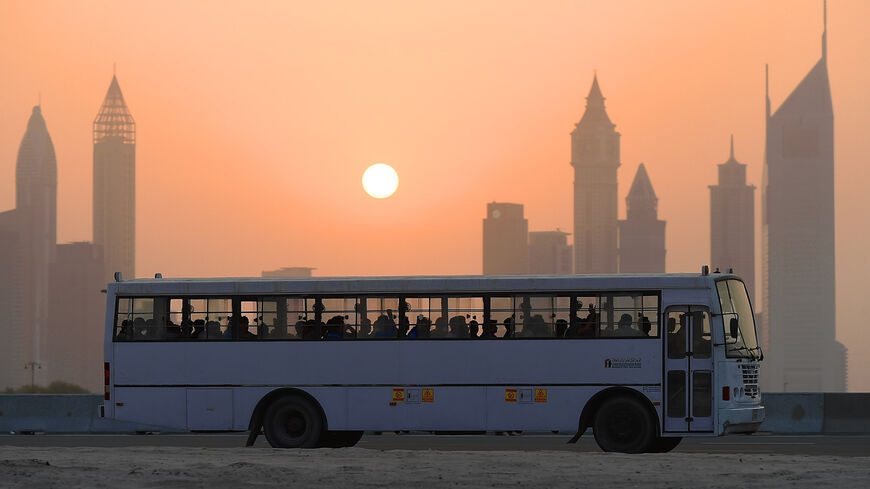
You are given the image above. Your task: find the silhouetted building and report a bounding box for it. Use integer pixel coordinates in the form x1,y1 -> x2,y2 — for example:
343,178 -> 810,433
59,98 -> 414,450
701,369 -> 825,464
762,6 -> 846,392
572,74 -> 620,274
93,75 -> 136,284
47,243 -> 105,392
262,267 -> 316,278
710,136 -> 755,297
483,202 -> 528,275
529,230 -> 572,275
618,164 -> 665,273
0,106 -> 57,389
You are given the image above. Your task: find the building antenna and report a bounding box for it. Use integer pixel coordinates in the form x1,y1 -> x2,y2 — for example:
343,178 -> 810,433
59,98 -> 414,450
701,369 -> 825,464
730,134 -> 735,159
822,0 -> 827,59
764,64 -> 770,119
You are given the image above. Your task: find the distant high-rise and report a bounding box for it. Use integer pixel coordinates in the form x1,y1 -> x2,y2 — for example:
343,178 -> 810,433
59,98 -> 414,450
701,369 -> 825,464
572,74 -> 620,274
47,243 -> 105,392
529,230 -> 573,275
710,136 -> 755,296
93,75 -> 136,284
762,4 -> 846,392
262,267 -> 316,278
483,202 -> 528,275
618,164 -> 665,273
0,106 -> 57,388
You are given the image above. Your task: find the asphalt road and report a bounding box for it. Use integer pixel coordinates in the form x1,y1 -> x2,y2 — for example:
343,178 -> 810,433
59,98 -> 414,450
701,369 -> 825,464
1,433 -> 868,456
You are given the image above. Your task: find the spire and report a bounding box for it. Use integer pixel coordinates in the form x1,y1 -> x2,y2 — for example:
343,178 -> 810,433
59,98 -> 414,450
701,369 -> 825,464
576,72 -> 613,128
729,134 -> 735,160
93,74 -> 135,145
588,72 -> 604,103
626,163 -> 658,220
16,105 -> 58,210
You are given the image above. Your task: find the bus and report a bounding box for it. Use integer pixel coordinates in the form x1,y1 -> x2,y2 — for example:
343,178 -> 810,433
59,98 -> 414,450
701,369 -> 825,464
102,270 -> 764,453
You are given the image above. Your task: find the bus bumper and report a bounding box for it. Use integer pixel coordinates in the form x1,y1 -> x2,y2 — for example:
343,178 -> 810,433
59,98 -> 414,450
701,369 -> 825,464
721,405 -> 765,434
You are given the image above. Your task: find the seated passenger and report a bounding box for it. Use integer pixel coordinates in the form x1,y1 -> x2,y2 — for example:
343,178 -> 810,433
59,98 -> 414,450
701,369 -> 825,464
408,316 -> 431,338
224,316 -> 257,340
358,317 -> 373,338
166,320 -> 181,340
205,320 -> 223,339
555,319 -> 568,338
431,316 -> 448,338
326,315 -> 344,339
640,315 -> 652,337
373,314 -> 397,338
480,319 -> 498,339
448,316 -> 468,338
190,319 -> 205,339
302,319 -> 321,340
614,313 -> 641,337
502,317 -> 514,338
132,317 -> 147,338
468,320 -> 479,339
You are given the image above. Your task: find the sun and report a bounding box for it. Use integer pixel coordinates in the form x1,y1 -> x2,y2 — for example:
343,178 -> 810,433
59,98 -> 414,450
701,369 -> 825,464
362,163 -> 399,199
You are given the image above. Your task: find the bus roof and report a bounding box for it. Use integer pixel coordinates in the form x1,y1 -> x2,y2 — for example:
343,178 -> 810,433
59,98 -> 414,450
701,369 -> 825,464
110,273 -> 741,296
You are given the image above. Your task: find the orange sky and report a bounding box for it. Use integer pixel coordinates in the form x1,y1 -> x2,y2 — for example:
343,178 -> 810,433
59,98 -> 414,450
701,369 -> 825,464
1,0 -> 868,389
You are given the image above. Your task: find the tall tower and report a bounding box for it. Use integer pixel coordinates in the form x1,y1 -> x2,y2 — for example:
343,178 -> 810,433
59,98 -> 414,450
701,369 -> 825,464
762,2 -> 845,392
93,75 -> 136,283
617,163 -> 665,273
482,202 -> 529,275
572,74 -> 620,274
710,136 -> 755,298
15,105 -> 58,384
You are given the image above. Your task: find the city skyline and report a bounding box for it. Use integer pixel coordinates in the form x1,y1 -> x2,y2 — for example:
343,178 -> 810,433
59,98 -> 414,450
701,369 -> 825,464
0,1 -> 868,390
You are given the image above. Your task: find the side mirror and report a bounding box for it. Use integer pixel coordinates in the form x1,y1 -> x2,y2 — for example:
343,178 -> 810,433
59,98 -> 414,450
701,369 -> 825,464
729,318 -> 739,339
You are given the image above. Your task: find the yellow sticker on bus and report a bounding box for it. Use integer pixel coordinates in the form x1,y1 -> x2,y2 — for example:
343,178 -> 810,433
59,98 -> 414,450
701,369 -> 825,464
422,388 -> 434,403
534,388 -> 548,403
392,388 -> 405,402
505,388 -> 517,402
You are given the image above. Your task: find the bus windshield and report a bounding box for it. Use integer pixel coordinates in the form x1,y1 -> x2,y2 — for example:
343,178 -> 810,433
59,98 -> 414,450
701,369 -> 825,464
716,279 -> 760,359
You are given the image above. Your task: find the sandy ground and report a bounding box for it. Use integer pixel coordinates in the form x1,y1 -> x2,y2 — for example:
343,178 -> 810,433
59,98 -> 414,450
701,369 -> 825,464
1,447 -> 869,488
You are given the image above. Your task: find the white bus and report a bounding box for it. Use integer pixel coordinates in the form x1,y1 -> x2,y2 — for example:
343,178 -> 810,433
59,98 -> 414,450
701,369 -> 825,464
102,270 -> 764,453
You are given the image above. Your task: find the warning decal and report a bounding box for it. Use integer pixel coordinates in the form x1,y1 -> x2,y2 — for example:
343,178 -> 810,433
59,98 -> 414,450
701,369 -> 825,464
534,388 -> 548,403
505,388 -> 518,403
422,388 -> 434,403
392,388 -> 405,402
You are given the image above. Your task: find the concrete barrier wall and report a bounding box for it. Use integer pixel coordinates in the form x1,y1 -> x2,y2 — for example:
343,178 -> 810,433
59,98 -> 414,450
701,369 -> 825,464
0,394 -> 174,433
1,393 -> 868,434
759,393 -> 825,433
823,393 -> 870,433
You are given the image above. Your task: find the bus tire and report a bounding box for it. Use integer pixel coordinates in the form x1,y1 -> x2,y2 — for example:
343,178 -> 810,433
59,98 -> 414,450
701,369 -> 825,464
649,436 -> 682,453
263,396 -> 323,448
592,396 -> 656,453
319,430 -> 364,448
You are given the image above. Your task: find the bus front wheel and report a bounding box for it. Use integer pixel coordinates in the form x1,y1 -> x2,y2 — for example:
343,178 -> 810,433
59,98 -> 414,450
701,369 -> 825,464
263,396 -> 323,448
592,396 -> 656,453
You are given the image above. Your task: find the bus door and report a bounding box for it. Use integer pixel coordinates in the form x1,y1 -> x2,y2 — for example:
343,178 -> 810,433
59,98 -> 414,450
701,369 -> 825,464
663,306 -> 713,432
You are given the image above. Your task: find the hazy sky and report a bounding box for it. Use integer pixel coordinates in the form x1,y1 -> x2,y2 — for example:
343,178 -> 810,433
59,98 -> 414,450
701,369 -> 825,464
1,1 -> 868,389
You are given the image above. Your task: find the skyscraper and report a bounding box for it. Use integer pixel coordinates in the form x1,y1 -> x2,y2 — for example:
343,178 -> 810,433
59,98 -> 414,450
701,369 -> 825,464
572,74 -> 620,274
618,163 -> 665,273
47,242 -> 105,392
0,106 -> 57,388
710,136 -> 755,297
529,230 -> 573,275
93,75 -> 136,284
762,4 -> 846,392
482,202 -> 528,275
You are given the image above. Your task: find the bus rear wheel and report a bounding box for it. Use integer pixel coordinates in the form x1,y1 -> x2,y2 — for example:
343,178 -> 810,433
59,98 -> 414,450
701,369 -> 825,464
319,430 -> 364,448
263,396 -> 323,448
592,396 -> 656,453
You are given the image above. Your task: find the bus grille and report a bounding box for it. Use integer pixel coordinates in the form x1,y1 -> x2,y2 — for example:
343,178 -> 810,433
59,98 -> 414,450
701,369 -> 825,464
741,364 -> 759,398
